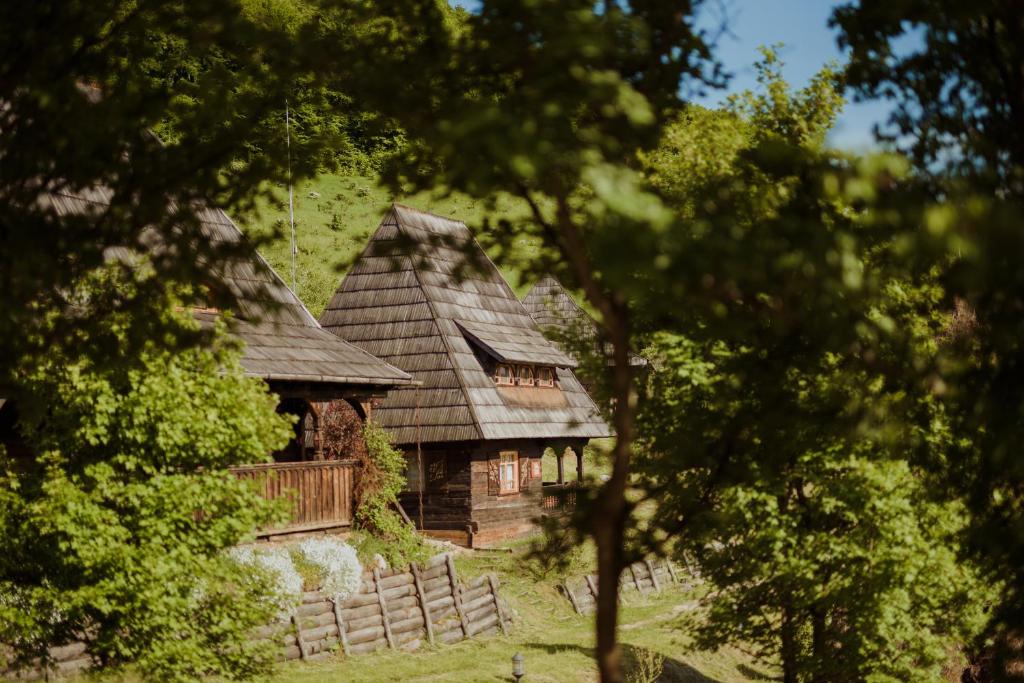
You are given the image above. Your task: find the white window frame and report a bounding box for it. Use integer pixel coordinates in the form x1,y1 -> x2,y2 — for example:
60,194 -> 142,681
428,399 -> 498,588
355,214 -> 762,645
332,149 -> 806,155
517,365 -> 535,387
536,366 -> 556,388
499,451 -> 519,494
494,364 -> 515,386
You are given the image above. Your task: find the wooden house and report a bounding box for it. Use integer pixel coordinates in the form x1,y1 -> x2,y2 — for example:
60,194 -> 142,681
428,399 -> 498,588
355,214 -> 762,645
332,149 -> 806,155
319,205 -> 611,547
0,187 -> 413,536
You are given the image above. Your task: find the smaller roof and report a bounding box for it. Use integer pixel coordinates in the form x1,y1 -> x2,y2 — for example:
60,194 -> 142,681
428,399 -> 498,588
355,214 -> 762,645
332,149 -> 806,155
522,275 -> 646,367
41,187 -> 411,388
455,320 -> 576,368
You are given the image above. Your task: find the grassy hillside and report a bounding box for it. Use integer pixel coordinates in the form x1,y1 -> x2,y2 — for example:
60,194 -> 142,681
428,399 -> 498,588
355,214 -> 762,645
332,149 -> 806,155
236,173 -> 538,318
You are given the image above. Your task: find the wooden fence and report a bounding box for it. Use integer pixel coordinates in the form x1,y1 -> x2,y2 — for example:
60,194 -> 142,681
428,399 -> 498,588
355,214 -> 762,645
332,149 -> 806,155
4,554 -> 509,679
271,553 -> 510,662
230,460 -> 357,535
561,558 -> 684,615
540,483 -> 577,512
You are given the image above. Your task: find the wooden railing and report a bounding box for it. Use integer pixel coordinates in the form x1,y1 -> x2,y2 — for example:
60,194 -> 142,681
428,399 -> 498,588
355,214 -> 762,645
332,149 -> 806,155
541,482 -> 577,512
230,460 -> 358,535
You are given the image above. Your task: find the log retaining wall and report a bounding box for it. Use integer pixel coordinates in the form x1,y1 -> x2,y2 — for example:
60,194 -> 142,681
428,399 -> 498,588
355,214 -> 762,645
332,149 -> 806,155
3,554 -> 509,679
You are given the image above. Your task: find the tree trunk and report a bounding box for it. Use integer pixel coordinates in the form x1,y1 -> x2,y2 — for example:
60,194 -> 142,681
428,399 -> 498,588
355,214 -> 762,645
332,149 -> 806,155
521,192 -> 638,683
810,606 -> 827,683
781,600 -> 799,683
594,332 -> 635,683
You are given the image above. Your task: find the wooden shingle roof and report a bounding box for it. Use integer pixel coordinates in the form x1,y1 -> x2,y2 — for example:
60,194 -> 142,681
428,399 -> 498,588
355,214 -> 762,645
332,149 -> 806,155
522,275 -> 647,368
41,187 -> 411,388
320,204 -> 611,444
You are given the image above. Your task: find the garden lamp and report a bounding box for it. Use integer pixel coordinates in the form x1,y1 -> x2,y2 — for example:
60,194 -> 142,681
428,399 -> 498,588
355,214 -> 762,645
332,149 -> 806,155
512,652 -> 524,681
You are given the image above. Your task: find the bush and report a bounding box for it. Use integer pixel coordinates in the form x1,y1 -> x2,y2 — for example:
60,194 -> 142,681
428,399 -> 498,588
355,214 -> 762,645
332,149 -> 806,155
353,421 -> 427,567
0,295 -> 294,681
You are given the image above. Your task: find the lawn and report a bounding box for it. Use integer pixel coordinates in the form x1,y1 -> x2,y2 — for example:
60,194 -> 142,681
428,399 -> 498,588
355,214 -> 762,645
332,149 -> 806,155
263,540 -> 771,683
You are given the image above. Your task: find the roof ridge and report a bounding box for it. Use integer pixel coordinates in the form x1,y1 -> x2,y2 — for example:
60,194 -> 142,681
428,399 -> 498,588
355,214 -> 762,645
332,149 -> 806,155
393,208 -> 485,440
391,201 -> 468,226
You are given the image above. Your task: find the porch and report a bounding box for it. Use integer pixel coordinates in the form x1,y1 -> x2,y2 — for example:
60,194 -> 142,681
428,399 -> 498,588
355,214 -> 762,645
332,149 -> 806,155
540,444 -> 585,513
230,459 -> 359,536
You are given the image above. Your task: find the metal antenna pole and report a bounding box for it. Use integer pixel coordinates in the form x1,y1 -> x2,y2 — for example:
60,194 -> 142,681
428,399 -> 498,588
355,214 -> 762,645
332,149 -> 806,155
286,100 -> 297,294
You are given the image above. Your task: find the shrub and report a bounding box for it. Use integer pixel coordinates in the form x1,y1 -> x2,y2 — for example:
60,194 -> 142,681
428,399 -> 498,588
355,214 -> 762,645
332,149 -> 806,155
0,294 -> 294,681
353,421 -> 427,567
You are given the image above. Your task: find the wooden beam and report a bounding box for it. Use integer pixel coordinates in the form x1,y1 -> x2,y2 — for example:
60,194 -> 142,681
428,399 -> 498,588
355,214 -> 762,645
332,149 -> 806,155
488,573 -> 510,635
585,574 -> 599,602
645,559 -> 661,593
411,562 -> 436,646
373,568 -> 396,649
291,613 -> 308,661
563,580 -> 583,614
666,559 -> 680,584
332,598 -> 351,656
446,554 -> 471,637
629,563 -> 643,593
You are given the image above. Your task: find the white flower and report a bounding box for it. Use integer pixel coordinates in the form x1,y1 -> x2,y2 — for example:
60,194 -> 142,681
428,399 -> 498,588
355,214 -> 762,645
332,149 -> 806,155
228,545 -> 303,619
295,538 -> 363,602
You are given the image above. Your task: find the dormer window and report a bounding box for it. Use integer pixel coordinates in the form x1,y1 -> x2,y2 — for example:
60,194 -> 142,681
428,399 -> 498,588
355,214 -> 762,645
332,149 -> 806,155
517,365 -> 535,387
495,364 -> 515,386
536,366 -> 555,388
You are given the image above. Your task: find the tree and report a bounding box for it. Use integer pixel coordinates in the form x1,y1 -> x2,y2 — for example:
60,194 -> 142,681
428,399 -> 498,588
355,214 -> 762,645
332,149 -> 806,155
627,53 -> 992,681
834,2 -> 1024,663
330,2 -> 723,679
0,273 -> 294,680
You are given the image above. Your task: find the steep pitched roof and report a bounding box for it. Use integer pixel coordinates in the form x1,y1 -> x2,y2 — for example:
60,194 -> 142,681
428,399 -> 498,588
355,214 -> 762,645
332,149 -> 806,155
319,204 -> 611,443
41,187 -> 411,388
522,275 -> 647,368
522,275 -> 595,339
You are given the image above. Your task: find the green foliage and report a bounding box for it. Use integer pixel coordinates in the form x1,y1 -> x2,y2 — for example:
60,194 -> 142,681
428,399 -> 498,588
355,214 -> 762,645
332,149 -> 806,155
628,54 -> 995,681
354,421 -> 426,567
834,2 -> 1024,661
0,275 -> 293,680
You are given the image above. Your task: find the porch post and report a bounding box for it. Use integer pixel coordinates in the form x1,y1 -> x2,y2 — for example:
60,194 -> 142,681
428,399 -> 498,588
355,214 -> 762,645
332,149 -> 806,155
576,448 -> 584,482
557,447 -> 565,485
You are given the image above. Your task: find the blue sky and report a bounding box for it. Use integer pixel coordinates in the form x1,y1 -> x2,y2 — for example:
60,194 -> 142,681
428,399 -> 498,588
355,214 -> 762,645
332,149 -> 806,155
694,0 -> 890,151
451,0 -> 893,151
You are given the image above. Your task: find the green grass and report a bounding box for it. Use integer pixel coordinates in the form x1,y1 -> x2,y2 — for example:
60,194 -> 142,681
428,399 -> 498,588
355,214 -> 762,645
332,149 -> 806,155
236,173 -> 537,317
264,541 -> 771,683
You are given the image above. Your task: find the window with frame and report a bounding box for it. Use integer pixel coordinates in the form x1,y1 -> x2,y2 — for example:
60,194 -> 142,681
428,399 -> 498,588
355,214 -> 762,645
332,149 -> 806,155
536,366 -> 555,387
499,451 -> 519,494
494,364 -> 515,386
517,365 -> 535,387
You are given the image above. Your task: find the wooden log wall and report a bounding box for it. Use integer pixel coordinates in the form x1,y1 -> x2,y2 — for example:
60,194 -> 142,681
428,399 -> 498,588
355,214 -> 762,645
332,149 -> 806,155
3,554 -> 510,679
561,558 -> 686,616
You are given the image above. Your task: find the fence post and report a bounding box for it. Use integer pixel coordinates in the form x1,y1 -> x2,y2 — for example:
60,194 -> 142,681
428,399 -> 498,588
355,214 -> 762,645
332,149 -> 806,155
585,574 -> 599,602
373,568 -> 396,649
629,563 -> 643,593
291,613 -> 308,661
563,580 -> 583,614
446,554 -> 471,638
665,559 -> 680,584
331,597 -> 351,656
645,559 -> 661,593
411,562 -> 436,646
488,573 -> 510,635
